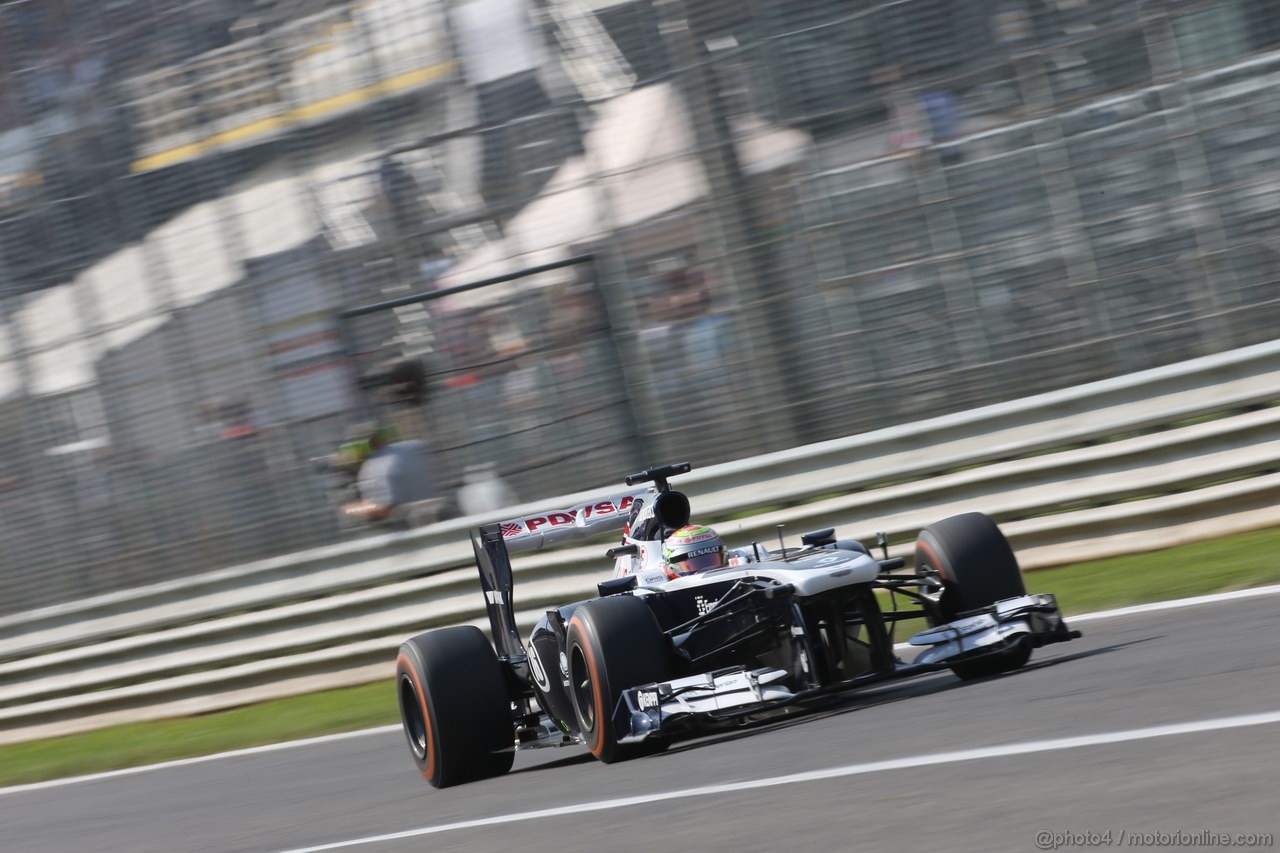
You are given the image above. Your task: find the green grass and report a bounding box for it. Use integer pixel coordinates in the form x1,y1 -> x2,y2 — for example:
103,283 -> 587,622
1027,525 -> 1280,615
4,525 -> 1280,788
0,680 -> 399,788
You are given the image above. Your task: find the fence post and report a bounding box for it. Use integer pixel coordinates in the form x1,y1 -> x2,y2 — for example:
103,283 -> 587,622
653,0 -> 798,452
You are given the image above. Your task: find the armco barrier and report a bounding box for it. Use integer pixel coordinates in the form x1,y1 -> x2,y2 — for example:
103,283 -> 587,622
2,340 -> 1280,742
5,406 -> 1278,701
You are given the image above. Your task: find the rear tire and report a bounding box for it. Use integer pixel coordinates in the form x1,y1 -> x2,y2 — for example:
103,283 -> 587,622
397,626 -> 515,788
566,596 -> 673,763
914,513 -> 1031,680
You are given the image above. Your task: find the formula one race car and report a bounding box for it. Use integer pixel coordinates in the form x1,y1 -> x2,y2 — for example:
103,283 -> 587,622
396,463 -> 1080,788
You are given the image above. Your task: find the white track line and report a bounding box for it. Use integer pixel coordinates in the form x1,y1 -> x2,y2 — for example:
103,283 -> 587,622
278,709 -> 1280,852
5,582 -> 1280,797
1066,583 -> 1280,623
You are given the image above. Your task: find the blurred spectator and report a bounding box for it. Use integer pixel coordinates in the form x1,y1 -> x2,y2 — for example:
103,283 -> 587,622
440,308 -> 496,389
456,462 -> 518,516
667,264 -> 727,385
197,397 -> 277,560
376,155 -> 426,242
634,270 -> 679,397
876,65 -> 930,167
921,87 -> 963,164
200,397 -> 261,440
64,41 -> 105,119
342,425 -> 445,529
545,282 -> 600,387
24,52 -> 68,113
448,0 -> 581,209
438,307 -> 509,465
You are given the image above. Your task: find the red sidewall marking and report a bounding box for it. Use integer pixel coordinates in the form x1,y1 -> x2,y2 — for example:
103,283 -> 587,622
397,653 -> 436,782
916,538 -> 948,581
569,614 -> 609,758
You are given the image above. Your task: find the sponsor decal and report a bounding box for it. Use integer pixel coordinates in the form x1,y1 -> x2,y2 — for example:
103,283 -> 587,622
694,595 -> 715,616
504,495 -> 636,536
484,590 -> 502,605
683,545 -> 722,559
528,648 -> 551,691
526,511 -> 575,531
636,689 -> 660,711
558,651 -> 569,675
583,497 -> 633,518
949,615 -> 994,635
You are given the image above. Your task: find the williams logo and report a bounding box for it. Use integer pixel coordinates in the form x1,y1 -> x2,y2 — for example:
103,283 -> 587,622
528,648 -> 551,691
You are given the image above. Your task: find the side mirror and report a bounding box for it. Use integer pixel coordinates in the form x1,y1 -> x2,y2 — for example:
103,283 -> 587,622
597,575 -> 638,597
801,528 -> 836,547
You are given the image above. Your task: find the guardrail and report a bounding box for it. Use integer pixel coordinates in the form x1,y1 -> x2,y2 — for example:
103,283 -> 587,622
2,339 -> 1279,743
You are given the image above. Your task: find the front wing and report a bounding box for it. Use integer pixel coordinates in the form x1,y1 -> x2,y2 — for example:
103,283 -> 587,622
613,594 -> 1080,744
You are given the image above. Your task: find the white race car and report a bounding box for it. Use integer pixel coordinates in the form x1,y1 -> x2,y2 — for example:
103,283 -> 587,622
396,462 -> 1080,787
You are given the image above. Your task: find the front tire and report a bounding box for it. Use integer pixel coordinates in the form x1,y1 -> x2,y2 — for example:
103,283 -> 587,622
396,626 -> 515,788
566,596 -> 673,763
914,512 -> 1031,680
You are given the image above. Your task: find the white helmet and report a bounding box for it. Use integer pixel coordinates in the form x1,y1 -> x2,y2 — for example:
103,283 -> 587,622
662,524 -> 726,579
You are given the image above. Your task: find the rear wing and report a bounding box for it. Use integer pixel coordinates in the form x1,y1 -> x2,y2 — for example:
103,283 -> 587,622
495,489 -> 651,554
472,488 -> 649,663
474,464 -> 692,662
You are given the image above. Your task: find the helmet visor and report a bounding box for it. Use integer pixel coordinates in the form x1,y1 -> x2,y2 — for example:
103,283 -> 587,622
670,546 -> 725,575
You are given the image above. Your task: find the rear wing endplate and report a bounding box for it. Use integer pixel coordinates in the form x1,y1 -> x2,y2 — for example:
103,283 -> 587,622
473,524 -> 526,662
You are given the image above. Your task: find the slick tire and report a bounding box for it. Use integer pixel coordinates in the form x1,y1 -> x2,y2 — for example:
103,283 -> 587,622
566,595 -> 673,764
396,626 -> 515,788
914,512 -> 1031,681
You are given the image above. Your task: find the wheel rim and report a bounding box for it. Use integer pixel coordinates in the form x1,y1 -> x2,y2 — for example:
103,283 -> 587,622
569,644 -> 596,734
399,674 -> 428,760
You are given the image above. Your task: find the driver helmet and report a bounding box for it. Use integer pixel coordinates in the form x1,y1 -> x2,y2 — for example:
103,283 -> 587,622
662,524 -> 727,578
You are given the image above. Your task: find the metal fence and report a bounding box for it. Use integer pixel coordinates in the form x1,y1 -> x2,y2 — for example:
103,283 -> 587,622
1,0 -> 1278,615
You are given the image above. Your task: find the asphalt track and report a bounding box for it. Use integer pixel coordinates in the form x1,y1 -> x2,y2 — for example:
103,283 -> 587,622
4,590 -> 1279,853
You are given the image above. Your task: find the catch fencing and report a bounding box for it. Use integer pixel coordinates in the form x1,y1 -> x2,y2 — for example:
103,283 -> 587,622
1,0 -> 1279,614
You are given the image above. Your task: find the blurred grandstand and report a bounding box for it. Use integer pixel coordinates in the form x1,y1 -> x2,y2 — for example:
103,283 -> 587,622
2,0 -> 1279,614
